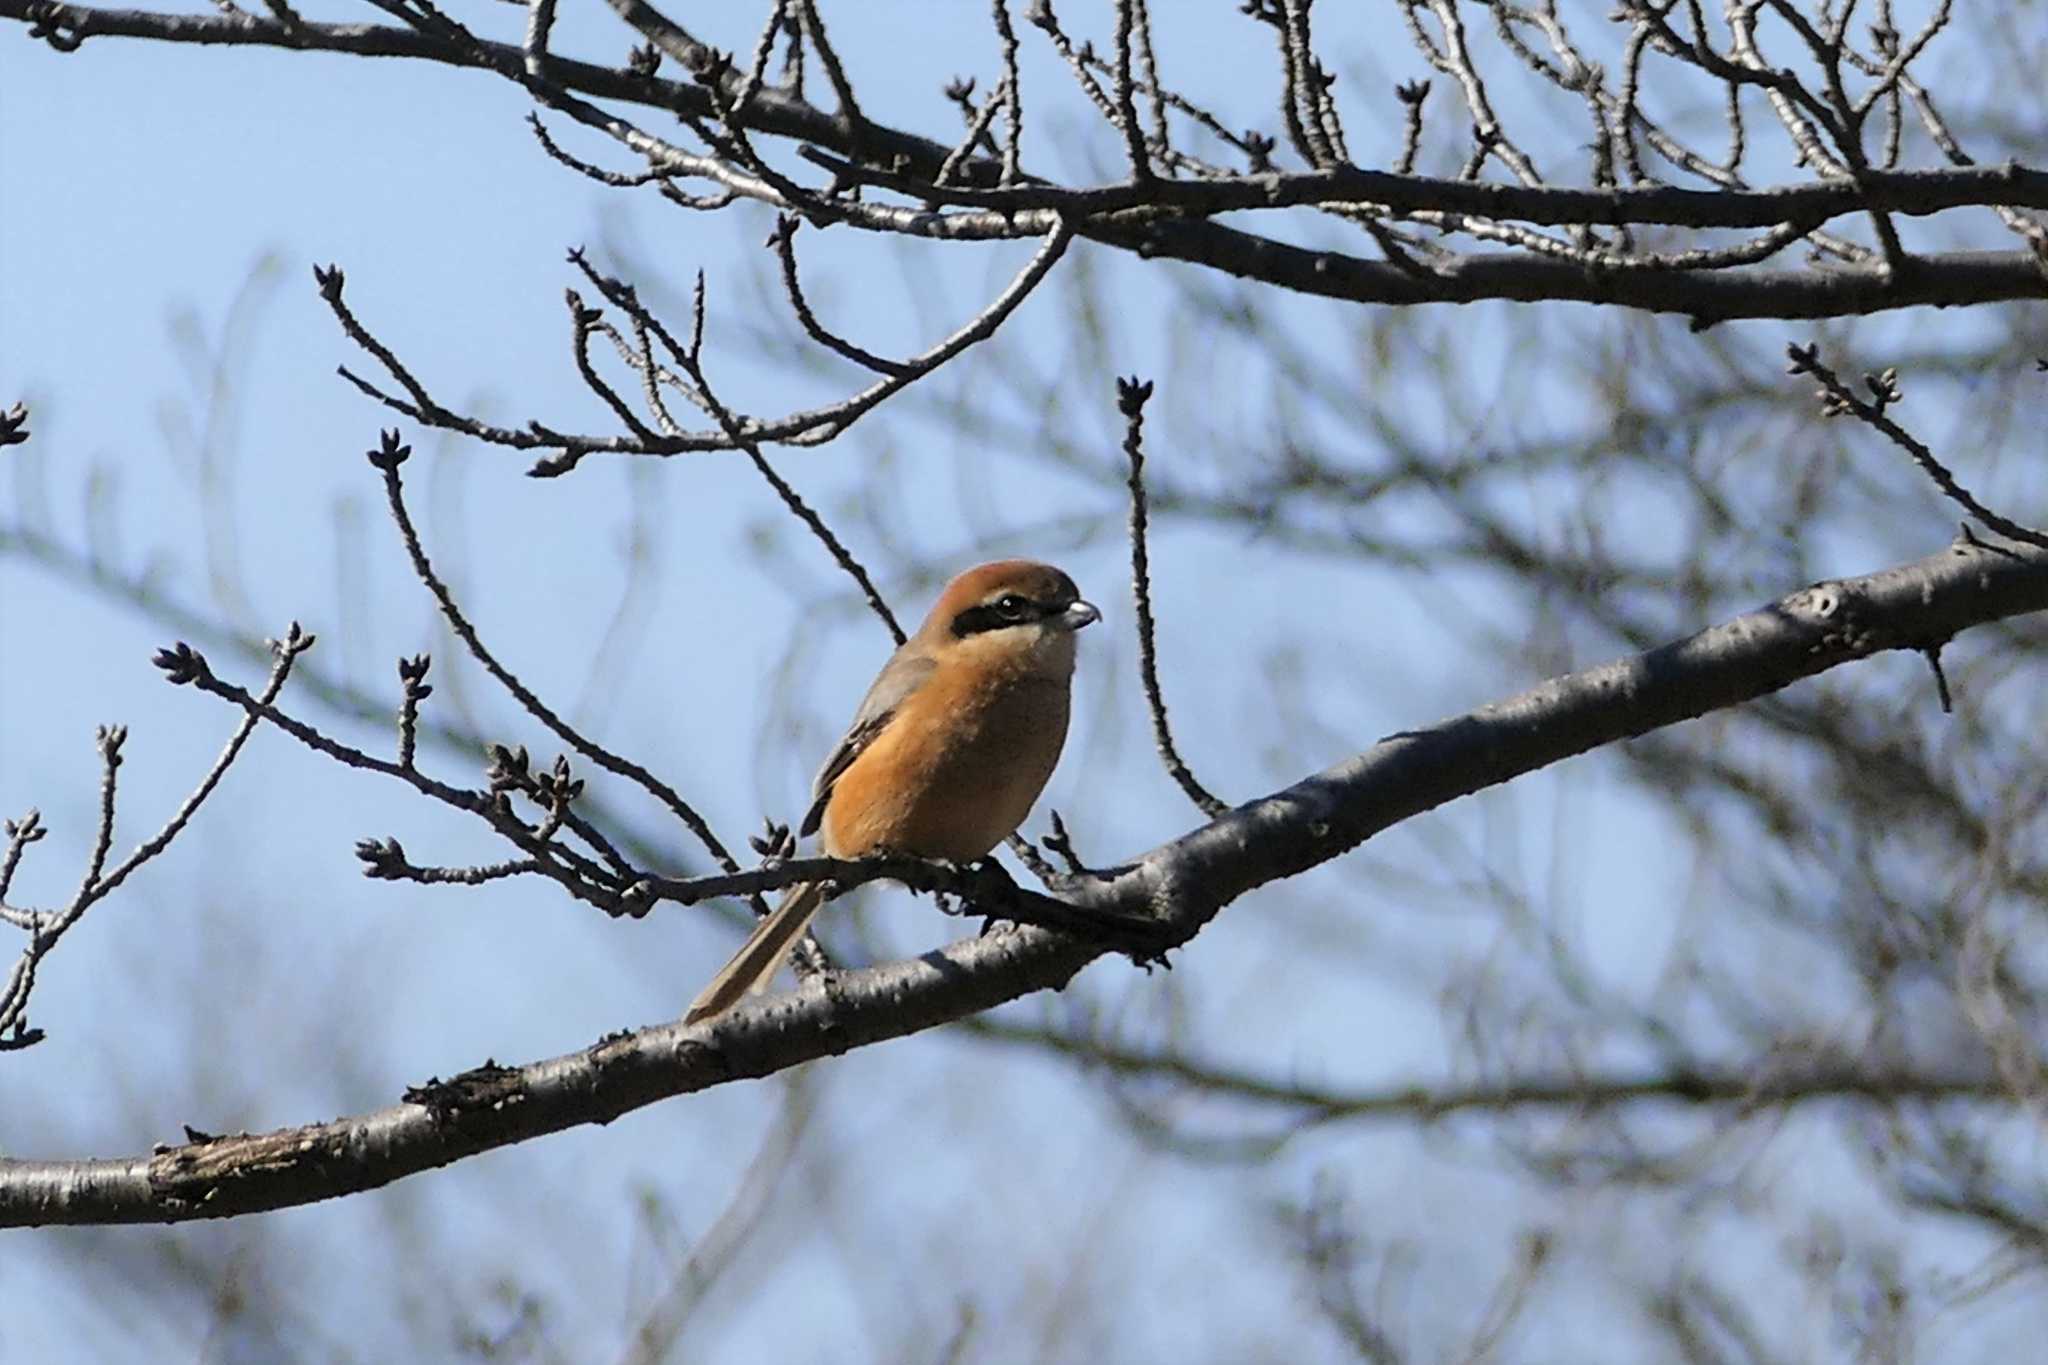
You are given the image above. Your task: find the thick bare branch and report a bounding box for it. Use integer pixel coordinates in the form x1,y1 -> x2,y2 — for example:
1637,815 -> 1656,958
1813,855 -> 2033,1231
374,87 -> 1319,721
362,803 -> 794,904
8,531 -> 2047,1224
9,0 -> 2046,324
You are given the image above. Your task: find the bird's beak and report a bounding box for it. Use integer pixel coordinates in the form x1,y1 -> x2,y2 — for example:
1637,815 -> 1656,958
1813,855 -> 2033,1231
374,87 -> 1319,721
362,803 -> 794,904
1058,600 -> 1101,631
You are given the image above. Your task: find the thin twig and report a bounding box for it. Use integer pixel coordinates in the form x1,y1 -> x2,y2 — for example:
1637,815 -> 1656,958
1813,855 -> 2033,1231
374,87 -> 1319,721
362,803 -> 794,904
1109,0 -> 1153,178
792,0 -> 865,145
767,216 -> 913,377
396,652 -> 431,770
673,274 -> 906,645
934,75 -> 1006,187
157,635 -> 636,913
1119,376 -> 1227,818
519,0 -> 554,81
1785,344 -> 2048,552
364,430 -> 750,869
0,627 -> 309,1044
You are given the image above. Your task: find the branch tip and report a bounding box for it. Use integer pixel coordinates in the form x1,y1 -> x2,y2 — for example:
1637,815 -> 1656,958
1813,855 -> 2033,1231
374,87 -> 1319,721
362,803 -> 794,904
367,429 -> 412,471
152,642 -> 210,687
356,836 -> 410,879
1115,374 -> 1154,415
94,724 -> 127,763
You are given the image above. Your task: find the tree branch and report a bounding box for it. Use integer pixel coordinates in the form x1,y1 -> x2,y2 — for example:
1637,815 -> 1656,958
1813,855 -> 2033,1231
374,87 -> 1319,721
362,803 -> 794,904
8,529 -> 2047,1225
10,0 -> 2046,322
963,1016 -> 2024,1123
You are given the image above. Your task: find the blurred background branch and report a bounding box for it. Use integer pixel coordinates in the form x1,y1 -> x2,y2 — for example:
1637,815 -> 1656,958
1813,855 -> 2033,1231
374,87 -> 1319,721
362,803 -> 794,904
8,0 -> 2048,1359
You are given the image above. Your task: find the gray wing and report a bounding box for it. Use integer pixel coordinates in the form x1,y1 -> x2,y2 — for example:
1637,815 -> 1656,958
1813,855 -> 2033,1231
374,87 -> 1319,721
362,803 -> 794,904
798,647 -> 935,839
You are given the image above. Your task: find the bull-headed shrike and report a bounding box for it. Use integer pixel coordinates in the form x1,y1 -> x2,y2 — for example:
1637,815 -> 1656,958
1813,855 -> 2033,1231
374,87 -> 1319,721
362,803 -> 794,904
685,560 -> 1099,1024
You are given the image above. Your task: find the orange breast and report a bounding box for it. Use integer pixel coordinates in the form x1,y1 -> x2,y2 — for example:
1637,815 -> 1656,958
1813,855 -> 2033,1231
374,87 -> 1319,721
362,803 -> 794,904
822,666 -> 1072,863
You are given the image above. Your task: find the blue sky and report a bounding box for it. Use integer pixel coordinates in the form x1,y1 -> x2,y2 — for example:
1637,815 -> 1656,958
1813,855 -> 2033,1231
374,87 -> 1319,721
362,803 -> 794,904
6,2 -> 2042,1359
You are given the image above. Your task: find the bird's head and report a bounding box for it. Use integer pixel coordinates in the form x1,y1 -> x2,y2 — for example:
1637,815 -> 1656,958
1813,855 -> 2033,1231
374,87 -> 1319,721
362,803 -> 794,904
917,560 -> 1100,666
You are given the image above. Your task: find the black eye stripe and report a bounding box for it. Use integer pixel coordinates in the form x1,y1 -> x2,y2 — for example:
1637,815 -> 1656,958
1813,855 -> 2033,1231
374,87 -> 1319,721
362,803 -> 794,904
951,596 -> 1056,636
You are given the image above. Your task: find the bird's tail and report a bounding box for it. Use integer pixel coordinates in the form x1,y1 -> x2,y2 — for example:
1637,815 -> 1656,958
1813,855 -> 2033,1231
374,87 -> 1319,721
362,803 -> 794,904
683,881 -> 828,1025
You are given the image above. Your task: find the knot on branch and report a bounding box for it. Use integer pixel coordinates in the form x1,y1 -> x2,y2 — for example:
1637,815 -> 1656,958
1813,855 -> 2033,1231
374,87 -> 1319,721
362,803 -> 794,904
526,449 -> 582,479
403,1060 -> 527,1126
615,880 -> 654,918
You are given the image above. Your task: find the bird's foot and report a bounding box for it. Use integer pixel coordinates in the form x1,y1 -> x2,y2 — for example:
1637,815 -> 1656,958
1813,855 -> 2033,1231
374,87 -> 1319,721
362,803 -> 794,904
941,855 -> 1175,967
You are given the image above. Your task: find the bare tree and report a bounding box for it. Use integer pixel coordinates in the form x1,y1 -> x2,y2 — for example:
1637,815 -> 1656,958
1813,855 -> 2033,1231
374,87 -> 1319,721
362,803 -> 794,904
6,1 -> 2048,1358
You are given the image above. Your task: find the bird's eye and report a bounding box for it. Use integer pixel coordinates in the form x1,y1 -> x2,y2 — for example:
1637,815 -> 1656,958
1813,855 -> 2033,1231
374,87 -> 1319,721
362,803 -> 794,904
995,593 -> 1031,620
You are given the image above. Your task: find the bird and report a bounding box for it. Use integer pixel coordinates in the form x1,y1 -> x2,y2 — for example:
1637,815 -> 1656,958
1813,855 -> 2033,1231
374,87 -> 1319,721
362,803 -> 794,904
684,559 -> 1100,1025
